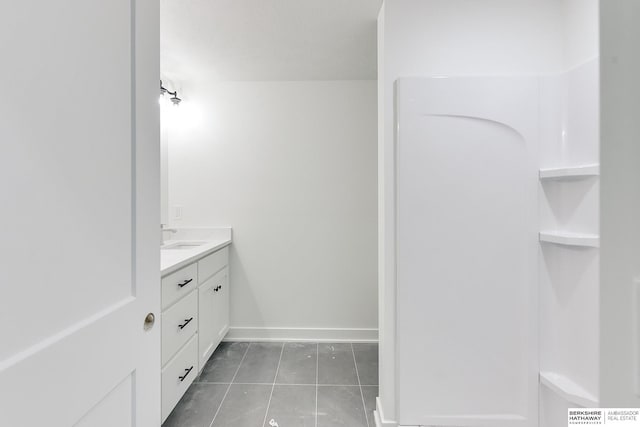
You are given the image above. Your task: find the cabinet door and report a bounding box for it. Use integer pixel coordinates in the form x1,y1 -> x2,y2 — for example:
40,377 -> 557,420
198,268 -> 227,369
215,268 -> 230,342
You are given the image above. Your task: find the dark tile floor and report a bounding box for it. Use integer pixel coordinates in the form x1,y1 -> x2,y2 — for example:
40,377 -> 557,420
163,342 -> 379,427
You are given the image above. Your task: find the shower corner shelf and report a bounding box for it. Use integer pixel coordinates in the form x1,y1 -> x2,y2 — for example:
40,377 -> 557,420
540,371 -> 598,408
539,164 -> 600,180
539,231 -> 600,248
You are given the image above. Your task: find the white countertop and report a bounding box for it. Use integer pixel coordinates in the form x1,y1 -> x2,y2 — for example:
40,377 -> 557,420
161,227 -> 232,276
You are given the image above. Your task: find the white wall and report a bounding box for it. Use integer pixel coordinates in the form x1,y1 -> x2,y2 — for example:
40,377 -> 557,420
599,0 -> 640,407
167,80 -> 378,340
377,1 -> 564,422
160,126 -> 169,225
562,0 -> 599,69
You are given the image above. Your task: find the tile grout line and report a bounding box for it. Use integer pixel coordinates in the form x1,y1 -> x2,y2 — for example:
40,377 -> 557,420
197,381 -> 353,386
261,342 -> 285,427
315,343 -> 319,427
351,343 -> 370,427
208,343 -> 252,427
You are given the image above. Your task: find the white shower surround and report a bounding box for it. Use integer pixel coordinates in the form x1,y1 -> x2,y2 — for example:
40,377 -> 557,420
538,59 -> 600,427
377,1 -> 603,426
395,76 -> 540,426
388,60 -> 601,427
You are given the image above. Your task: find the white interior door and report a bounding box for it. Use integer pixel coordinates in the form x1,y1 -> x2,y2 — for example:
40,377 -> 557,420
0,1 -> 160,426
395,77 -> 539,427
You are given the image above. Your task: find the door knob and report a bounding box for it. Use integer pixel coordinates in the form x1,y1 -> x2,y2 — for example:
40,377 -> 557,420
143,312 -> 156,330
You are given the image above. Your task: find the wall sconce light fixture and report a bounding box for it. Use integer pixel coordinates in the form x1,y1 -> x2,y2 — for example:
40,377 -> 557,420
160,80 -> 181,105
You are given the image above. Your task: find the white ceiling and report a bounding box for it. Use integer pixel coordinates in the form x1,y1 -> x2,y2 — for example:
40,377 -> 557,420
160,0 -> 381,82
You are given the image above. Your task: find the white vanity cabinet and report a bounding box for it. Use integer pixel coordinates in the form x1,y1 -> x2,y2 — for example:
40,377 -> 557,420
160,245 -> 230,422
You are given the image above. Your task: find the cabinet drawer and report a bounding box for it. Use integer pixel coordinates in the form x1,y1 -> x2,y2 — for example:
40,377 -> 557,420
162,263 -> 197,310
162,291 -> 198,365
198,247 -> 229,284
161,334 -> 198,423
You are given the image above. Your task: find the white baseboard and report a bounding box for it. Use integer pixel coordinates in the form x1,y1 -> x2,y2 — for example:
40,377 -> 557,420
374,397 -> 398,427
223,327 -> 378,343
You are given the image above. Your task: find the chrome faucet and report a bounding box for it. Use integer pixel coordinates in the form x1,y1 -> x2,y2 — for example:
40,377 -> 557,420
161,224 -> 178,246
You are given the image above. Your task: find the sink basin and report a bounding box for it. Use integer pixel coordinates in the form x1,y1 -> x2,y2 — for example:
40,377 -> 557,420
162,241 -> 207,250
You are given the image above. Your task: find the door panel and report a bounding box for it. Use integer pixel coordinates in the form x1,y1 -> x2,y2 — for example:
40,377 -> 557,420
74,373 -> 133,427
0,0 -> 160,425
0,0 -> 133,363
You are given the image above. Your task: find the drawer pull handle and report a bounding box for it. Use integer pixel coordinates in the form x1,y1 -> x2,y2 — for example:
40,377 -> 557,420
214,285 -> 223,292
179,366 -> 193,382
178,317 -> 194,330
178,279 -> 193,288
